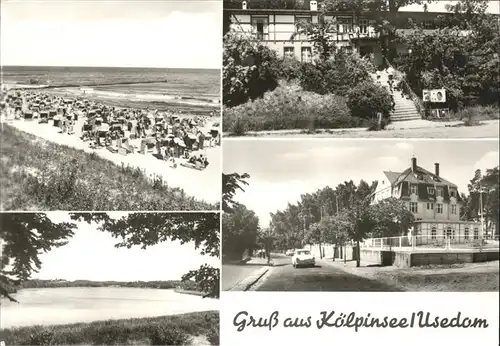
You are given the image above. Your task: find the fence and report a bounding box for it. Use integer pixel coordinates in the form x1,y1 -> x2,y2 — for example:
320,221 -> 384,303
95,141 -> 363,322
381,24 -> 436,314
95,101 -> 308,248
361,234 -> 499,252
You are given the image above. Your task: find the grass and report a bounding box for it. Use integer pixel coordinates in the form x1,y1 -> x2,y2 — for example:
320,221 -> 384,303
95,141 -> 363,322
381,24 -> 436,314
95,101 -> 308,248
0,124 -> 217,211
432,105 -> 499,126
0,311 -> 219,345
223,84 -> 373,135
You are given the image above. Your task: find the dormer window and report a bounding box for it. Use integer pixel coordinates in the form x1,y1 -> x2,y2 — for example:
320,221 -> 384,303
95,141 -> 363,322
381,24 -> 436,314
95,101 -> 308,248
450,189 -> 456,197
427,187 -> 435,195
410,184 -> 418,195
436,187 -> 443,197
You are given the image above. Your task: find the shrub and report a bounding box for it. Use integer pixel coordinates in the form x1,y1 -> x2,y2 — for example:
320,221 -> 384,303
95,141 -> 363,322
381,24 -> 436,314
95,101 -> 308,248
298,51 -> 374,96
29,330 -> 55,345
347,81 -> 394,121
223,30 -> 281,107
149,324 -> 192,345
223,85 -> 365,134
206,326 -> 220,345
278,58 -> 303,82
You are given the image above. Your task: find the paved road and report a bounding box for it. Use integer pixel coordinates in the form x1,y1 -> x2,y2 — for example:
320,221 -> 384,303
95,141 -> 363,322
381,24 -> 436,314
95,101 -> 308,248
225,120 -> 499,138
253,255 -> 403,291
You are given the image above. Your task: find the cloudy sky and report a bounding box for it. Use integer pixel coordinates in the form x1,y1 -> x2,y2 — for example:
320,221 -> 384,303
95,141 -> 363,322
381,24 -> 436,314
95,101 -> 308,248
0,0 -> 221,68
29,212 -> 220,281
224,139 -> 499,227
401,0 -> 499,13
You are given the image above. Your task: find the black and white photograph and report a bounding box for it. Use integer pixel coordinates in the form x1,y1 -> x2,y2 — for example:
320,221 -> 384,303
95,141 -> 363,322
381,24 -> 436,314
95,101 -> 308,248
222,0 -> 499,138
0,0 -> 222,211
222,140 -> 499,292
0,212 -> 220,345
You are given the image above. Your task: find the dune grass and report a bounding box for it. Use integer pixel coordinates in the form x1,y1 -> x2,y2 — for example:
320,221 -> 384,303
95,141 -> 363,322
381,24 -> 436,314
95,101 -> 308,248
0,124 -> 217,211
0,310 -> 219,345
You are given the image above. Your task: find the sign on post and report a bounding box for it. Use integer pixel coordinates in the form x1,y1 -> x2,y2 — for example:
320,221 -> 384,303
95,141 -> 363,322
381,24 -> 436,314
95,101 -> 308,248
430,89 -> 446,102
423,89 -> 446,103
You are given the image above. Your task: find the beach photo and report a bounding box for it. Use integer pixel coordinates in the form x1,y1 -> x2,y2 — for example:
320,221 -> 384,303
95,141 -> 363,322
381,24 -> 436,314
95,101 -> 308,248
0,0 -> 222,211
222,139 -> 499,292
222,0 -> 499,138
0,212 -> 220,345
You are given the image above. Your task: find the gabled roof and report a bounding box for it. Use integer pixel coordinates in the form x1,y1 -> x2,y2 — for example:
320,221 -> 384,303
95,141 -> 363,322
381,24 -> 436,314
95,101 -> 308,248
386,166 -> 457,188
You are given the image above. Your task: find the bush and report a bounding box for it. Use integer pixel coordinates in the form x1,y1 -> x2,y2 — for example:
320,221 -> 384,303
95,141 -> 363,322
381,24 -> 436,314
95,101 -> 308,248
29,330 -> 55,345
298,51 -> 374,96
223,30 -> 281,107
206,326 -> 220,345
347,81 -> 394,121
277,58 -> 303,82
149,324 -> 193,345
223,85 -> 366,134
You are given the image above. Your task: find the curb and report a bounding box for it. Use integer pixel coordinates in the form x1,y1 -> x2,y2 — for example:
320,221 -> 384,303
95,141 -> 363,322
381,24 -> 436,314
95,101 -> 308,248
228,266 -> 271,291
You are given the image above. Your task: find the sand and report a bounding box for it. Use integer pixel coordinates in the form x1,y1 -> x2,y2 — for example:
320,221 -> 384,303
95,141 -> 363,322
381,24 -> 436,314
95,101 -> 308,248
4,116 -> 221,205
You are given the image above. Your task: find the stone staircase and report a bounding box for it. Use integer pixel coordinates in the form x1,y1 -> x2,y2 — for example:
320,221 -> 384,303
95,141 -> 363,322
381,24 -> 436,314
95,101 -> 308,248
372,70 -> 422,122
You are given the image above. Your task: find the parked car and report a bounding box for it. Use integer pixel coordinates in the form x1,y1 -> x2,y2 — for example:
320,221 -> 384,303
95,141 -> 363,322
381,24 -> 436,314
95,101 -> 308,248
285,249 -> 294,256
292,249 -> 315,268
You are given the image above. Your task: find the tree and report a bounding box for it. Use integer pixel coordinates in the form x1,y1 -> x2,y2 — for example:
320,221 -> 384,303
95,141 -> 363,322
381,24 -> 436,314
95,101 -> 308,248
222,204 -> 260,260
0,213 -> 77,302
370,197 -> 415,237
222,173 -> 250,213
223,30 -> 281,107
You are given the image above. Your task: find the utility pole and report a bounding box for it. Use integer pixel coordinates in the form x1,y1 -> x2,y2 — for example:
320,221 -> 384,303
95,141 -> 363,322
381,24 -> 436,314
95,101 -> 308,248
479,186 -> 485,238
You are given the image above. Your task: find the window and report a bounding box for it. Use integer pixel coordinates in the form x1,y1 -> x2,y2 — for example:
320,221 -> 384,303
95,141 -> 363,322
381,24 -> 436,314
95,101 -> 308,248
359,45 -> 373,56
427,203 -> 434,210
410,184 -> 418,195
301,47 -> 312,63
446,227 -> 452,239
410,202 -> 418,213
436,187 -> 443,197
359,18 -> 368,34
427,187 -> 435,195
295,16 -> 312,40
436,203 -> 443,213
423,20 -> 433,29
337,17 -> 353,33
431,227 -> 437,239
450,189 -> 456,197
251,16 -> 268,40
451,205 -> 457,214
284,47 -> 295,59
464,228 -> 469,240
474,228 -> 479,240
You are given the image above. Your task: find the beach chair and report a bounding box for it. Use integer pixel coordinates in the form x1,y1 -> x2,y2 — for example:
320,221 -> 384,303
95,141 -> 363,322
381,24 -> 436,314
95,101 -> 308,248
24,111 -> 34,121
39,111 -> 49,123
140,138 -> 156,155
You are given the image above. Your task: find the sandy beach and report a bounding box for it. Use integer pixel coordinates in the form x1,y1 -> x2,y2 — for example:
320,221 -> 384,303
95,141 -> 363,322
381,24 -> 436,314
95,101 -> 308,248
3,116 -> 221,205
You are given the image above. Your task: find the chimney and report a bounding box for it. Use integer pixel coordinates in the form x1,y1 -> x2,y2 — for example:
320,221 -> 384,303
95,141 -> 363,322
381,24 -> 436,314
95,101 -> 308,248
242,0 -> 247,10
411,157 -> 417,172
435,163 -> 440,177
310,1 -> 318,11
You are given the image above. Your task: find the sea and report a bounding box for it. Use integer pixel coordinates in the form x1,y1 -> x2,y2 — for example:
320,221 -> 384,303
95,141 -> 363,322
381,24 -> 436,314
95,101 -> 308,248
1,66 -> 220,114
0,287 -> 218,328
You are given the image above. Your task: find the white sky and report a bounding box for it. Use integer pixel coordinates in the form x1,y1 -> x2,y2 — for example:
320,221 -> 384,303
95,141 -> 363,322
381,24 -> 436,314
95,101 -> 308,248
223,140 -> 499,228
0,0 -> 222,68
30,212 -> 220,281
400,0 -> 499,13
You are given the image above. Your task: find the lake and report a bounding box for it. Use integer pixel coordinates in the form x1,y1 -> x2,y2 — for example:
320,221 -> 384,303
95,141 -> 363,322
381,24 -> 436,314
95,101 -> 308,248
0,287 -> 219,328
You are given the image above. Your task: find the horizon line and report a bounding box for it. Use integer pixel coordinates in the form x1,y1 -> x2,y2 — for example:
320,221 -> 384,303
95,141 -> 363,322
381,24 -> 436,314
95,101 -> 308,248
1,64 -> 220,70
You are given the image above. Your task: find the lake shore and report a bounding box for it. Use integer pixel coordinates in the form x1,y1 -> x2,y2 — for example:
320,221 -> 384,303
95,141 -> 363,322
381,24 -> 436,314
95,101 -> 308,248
0,310 -> 219,346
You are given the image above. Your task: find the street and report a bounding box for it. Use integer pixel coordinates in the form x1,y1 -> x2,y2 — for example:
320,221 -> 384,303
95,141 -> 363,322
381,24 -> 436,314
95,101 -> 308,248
249,254 -> 403,291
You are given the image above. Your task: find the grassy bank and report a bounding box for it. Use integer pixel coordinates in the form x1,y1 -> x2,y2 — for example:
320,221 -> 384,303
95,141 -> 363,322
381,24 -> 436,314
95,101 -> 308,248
0,311 -> 219,346
431,105 -> 500,126
0,124 -> 217,211
223,85 -> 375,135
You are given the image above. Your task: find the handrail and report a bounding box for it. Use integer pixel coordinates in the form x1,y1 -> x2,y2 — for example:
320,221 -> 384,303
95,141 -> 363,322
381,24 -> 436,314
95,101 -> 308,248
384,57 -> 425,118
